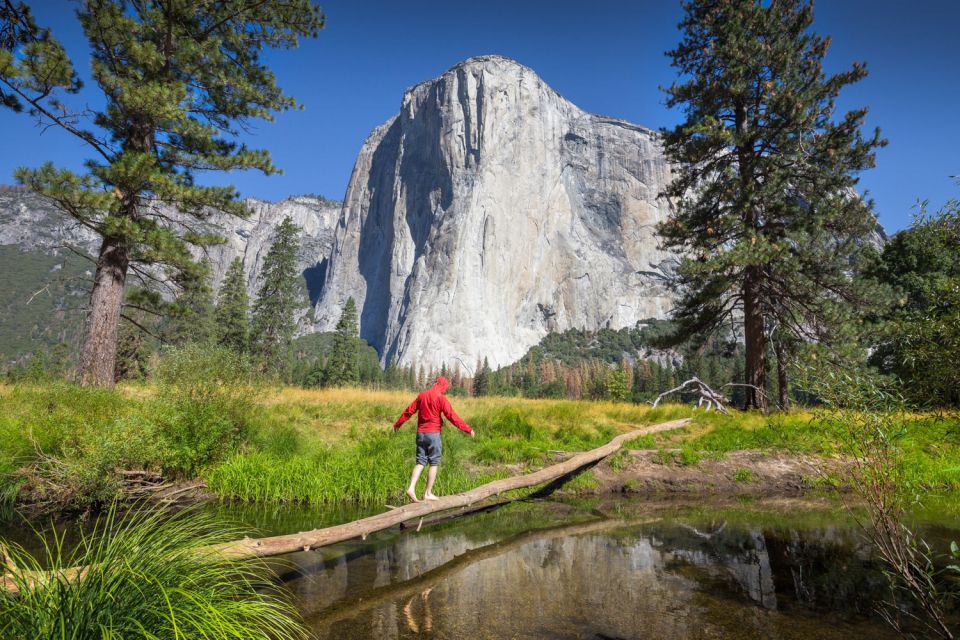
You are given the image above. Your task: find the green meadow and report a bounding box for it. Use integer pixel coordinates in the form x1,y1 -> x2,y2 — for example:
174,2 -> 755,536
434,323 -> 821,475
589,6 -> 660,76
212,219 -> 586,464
2,382 -> 959,514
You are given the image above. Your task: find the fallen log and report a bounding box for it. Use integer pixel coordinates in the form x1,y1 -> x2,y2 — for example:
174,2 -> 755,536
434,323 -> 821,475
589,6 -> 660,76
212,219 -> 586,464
207,418 -> 688,559
1,418 -> 688,594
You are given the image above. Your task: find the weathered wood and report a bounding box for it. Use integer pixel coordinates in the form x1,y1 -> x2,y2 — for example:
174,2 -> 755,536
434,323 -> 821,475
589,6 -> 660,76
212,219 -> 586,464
207,418 -> 688,560
1,418 -> 688,594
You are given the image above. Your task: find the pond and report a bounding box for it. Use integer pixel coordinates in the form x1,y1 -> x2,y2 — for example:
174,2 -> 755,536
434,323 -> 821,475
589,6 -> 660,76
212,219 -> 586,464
218,497 -> 957,639
4,496 -> 958,639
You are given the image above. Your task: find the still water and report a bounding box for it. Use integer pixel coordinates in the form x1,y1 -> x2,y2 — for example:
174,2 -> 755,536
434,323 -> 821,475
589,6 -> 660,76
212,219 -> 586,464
212,497 -> 956,639
5,497 -> 956,638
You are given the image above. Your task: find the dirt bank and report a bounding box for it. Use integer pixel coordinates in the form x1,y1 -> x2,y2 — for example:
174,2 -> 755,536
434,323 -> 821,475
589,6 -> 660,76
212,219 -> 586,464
565,449 -> 842,497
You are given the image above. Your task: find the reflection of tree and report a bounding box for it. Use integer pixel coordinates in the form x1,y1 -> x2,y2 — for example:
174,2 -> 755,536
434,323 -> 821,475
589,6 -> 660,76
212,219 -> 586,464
764,527 -> 887,614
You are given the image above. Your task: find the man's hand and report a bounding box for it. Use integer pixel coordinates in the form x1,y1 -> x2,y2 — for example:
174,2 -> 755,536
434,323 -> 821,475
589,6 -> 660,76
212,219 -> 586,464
469,430 -> 476,438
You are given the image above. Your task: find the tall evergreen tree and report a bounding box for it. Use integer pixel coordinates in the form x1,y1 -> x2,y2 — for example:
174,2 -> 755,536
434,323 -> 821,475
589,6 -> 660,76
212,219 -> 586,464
0,1 -> 323,385
215,257 -> 249,353
114,313 -> 151,382
384,356 -> 400,388
472,357 -> 490,397
660,0 -> 884,409
163,259 -> 215,345
250,217 -> 303,373
325,297 -> 360,387
866,199 -> 960,407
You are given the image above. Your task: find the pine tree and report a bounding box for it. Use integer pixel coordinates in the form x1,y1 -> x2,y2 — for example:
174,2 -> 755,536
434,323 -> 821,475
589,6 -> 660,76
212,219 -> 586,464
660,0 -> 885,409
215,257 -> 250,353
632,361 -> 651,400
250,218 -> 304,374
384,356 -> 399,388
164,260 -> 215,346
114,313 -> 151,382
0,1 -> 324,385
472,357 -> 490,397
450,364 -> 463,390
325,297 -> 360,386
730,355 -> 747,408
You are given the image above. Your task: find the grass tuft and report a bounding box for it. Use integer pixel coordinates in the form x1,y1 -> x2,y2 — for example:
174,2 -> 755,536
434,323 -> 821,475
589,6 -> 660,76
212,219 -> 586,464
0,505 -> 307,639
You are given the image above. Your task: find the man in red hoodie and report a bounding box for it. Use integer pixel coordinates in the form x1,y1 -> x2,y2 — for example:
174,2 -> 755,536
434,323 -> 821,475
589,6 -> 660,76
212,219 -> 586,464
393,376 -> 475,502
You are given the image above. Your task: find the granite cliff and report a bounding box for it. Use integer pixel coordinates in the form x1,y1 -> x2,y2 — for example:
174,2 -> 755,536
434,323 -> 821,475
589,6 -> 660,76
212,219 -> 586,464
311,55 -> 678,370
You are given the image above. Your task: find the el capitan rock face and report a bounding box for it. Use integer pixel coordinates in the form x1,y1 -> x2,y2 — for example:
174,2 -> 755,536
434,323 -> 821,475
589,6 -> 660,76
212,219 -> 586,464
311,55 -> 678,371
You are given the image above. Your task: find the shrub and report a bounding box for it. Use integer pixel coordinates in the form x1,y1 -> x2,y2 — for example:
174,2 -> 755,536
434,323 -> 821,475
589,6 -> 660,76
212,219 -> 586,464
154,343 -> 260,476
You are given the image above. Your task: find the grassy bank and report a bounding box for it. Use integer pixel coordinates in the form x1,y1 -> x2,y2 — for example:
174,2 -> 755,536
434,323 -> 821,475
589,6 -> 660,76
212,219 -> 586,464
2,381 -> 959,513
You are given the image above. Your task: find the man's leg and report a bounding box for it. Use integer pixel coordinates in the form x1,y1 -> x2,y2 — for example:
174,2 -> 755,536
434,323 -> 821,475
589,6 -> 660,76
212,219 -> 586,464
424,464 -> 439,500
407,464 -> 424,502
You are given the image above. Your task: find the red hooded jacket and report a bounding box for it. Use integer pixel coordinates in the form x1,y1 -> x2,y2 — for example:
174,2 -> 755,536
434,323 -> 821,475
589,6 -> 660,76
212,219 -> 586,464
393,376 -> 473,435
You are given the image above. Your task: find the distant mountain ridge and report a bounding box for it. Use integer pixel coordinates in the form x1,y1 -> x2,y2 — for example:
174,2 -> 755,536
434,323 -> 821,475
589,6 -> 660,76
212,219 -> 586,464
0,187 -> 340,361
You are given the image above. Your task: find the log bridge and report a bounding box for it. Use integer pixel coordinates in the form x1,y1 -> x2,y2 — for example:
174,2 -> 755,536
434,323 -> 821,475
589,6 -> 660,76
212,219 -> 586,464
2,418 -> 689,594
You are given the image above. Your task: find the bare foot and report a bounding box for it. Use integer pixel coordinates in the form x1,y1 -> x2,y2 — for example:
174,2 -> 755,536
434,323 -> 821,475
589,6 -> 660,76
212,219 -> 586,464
424,493 -> 440,501
406,489 -> 420,503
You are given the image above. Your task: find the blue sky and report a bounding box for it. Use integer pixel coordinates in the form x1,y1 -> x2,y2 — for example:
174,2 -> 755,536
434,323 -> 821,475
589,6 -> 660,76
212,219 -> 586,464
1,1 -> 957,232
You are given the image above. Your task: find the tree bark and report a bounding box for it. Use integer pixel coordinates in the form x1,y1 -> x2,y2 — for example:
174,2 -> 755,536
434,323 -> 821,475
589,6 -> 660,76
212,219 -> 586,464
735,97 -> 768,412
743,269 -> 768,411
78,235 -> 129,386
774,338 -> 789,411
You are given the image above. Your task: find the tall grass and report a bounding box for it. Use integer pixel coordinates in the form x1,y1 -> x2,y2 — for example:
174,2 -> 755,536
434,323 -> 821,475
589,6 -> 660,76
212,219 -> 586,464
0,506 -> 307,639
207,428 -> 496,505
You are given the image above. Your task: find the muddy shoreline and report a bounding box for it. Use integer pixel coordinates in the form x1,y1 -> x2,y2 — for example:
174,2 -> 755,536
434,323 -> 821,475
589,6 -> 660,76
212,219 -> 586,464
559,449 -> 843,497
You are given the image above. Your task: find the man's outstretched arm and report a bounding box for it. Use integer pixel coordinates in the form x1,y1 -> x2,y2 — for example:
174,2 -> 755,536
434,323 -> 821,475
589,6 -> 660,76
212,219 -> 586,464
394,397 -> 419,431
441,398 -> 474,436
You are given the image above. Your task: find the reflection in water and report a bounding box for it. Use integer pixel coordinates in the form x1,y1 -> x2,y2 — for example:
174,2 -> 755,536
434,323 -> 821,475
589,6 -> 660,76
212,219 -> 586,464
275,502 -> 903,639
402,587 -> 434,634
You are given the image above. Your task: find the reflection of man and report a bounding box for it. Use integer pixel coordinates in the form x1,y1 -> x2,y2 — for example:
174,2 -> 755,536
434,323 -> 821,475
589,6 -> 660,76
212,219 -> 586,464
393,376 -> 475,502
403,587 -> 434,633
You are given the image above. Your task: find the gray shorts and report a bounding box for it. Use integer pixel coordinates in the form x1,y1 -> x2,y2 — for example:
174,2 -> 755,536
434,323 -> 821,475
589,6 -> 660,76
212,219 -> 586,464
415,432 -> 442,466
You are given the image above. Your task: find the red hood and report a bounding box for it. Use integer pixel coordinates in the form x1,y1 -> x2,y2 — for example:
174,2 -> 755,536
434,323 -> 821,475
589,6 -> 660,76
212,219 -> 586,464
432,376 -> 449,394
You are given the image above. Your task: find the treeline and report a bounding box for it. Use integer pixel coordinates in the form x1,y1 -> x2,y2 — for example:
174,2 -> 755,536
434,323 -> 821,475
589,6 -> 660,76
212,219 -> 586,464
470,323 -> 756,404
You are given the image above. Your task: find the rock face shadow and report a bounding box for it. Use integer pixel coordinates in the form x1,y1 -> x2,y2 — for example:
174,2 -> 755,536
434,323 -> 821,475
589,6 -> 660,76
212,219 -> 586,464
303,258 -> 328,306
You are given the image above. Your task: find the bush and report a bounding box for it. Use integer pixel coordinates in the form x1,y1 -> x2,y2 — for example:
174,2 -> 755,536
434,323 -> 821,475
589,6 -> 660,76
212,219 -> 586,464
154,343 -> 260,476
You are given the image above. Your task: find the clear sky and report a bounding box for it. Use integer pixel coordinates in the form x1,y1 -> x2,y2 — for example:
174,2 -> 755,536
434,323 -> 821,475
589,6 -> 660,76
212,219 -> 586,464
1,1 -> 957,232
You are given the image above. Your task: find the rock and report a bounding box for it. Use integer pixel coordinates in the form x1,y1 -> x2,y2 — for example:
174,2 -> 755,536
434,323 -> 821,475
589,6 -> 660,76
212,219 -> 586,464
0,187 -> 340,315
311,55 -> 679,371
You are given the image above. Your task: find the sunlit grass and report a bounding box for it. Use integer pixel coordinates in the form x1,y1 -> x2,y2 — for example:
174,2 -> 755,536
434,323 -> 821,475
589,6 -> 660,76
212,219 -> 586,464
3,382 -> 959,508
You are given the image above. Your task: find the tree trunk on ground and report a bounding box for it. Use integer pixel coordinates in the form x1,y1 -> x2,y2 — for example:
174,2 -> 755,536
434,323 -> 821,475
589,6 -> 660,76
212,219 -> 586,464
743,270 -> 768,411
79,235 -> 129,386
774,338 -> 789,411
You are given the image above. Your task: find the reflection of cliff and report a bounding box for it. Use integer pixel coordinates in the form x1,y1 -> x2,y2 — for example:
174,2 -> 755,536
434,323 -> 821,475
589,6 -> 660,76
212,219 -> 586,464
666,527 -> 778,609
285,518 -> 896,640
